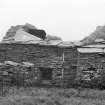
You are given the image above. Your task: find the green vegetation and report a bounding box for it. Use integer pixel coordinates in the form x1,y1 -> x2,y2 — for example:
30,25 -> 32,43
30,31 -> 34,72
0,87 -> 105,105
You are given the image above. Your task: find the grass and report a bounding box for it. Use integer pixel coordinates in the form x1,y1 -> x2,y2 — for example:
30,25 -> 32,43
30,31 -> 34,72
0,87 -> 105,105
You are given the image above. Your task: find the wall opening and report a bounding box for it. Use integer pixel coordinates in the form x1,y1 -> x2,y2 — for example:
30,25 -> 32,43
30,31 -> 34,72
39,67 -> 52,80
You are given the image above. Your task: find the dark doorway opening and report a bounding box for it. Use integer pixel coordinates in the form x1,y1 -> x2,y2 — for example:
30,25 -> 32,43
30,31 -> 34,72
39,67 -> 52,80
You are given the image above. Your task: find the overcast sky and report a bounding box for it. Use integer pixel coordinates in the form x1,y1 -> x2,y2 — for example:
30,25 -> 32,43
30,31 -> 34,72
0,0 -> 105,41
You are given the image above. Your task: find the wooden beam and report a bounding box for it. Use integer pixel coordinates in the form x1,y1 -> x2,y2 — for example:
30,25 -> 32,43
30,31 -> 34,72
61,51 -> 65,87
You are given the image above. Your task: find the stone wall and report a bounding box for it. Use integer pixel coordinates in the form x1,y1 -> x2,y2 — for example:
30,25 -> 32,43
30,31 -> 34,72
77,52 -> 105,88
0,43 -> 78,87
78,53 -> 105,71
0,43 -> 63,86
63,47 -> 78,87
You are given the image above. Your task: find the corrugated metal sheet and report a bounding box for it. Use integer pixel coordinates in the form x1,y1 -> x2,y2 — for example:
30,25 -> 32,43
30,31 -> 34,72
1,40 -> 77,47
82,44 -> 105,48
95,39 -> 105,43
72,41 -> 83,46
46,40 -> 62,45
57,41 -> 74,47
23,40 -> 81,47
20,40 -> 44,44
77,48 -> 104,53
39,40 -> 62,46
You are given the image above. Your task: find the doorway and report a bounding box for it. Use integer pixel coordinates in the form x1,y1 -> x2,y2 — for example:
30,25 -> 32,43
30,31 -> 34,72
39,67 -> 52,80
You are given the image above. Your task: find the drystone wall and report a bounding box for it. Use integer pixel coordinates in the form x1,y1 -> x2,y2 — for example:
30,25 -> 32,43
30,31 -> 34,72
0,43 -> 64,86
77,52 -> 105,88
0,43 -> 78,87
63,47 -> 78,87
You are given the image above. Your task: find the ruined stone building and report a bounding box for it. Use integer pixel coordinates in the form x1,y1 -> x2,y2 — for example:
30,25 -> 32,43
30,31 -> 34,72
0,24 -> 82,87
1,23 -> 105,88
0,41 -> 79,87
77,40 -> 105,82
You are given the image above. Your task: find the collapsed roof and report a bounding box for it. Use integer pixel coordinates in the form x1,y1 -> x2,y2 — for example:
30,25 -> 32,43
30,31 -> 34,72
78,40 -> 105,53
1,23 -> 82,47
81,25 -> 105,45
78,25 -> 105,53
23,24 -> 46,40
2,23 -> 46,42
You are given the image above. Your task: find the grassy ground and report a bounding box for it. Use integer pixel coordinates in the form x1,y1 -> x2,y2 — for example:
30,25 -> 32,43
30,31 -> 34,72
0,87 -> 105,105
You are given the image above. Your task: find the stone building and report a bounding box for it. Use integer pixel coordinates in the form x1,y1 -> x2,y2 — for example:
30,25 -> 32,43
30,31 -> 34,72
0,24 -> 82,87
2,23 -> 105,88
0,41 -> 79,87
76,40 -> 105,87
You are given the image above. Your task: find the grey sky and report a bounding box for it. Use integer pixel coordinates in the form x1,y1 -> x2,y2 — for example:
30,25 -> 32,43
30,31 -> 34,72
0,0 -> 105,41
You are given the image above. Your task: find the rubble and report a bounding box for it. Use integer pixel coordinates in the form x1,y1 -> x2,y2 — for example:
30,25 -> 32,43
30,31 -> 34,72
81,25 -> 105,45
2,23 -> 46,42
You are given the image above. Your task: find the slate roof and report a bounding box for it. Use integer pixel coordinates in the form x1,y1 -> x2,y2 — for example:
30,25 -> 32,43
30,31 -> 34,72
82,44 -> 105,48
77,48 -> 104,53
78,40 -> 105,53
